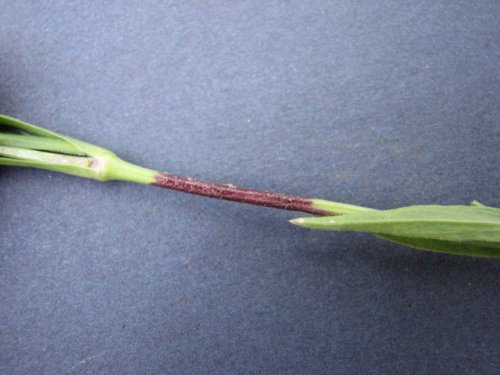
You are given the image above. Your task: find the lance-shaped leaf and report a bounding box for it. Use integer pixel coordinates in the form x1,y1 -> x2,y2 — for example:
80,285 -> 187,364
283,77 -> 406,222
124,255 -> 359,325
291,205 -> 500,257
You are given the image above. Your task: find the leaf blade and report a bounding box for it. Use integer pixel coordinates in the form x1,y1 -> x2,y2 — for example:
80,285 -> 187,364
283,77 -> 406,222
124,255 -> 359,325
375,234 -> 499,257
291,205 -> 500,257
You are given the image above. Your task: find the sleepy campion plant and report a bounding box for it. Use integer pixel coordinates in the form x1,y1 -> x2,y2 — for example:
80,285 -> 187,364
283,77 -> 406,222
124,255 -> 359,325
1,114 -> 499,257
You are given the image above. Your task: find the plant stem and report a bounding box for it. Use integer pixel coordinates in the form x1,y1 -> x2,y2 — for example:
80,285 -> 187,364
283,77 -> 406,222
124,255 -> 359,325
0,114 -> 373,216
5,115 -> 497,257
153,172 -> 329,215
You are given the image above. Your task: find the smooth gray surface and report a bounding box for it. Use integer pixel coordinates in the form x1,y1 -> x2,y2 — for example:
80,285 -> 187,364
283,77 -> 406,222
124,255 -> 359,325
1,2 -> 499,374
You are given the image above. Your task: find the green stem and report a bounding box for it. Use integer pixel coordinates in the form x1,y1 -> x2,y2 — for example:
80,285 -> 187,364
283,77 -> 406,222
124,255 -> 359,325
105,157 -> 156,184
0,113 -> 370,215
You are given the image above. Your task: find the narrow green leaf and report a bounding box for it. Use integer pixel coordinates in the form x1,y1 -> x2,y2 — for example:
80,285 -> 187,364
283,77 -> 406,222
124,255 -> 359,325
0,114 -> 63,139
0,133 -> 85,156
0,133 -> 85,155
0,146 -> 90,166
0,115 -> 157,183
291,205 -> 500,257
375,234 -> 498,257
0,114 -> 115,158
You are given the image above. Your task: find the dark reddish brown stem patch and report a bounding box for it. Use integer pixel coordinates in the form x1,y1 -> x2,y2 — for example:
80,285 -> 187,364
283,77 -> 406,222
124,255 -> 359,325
153,172 -> 328,215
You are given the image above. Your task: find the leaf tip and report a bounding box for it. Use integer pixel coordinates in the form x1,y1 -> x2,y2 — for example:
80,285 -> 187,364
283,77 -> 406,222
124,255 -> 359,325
290,218 -> 305,225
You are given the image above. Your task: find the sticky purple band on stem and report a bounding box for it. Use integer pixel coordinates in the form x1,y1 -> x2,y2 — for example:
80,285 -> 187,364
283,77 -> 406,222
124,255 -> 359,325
153,172 -> 328,215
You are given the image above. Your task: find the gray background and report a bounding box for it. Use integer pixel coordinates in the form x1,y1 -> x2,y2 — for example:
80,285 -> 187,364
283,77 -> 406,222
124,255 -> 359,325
1,1 -> 499,374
